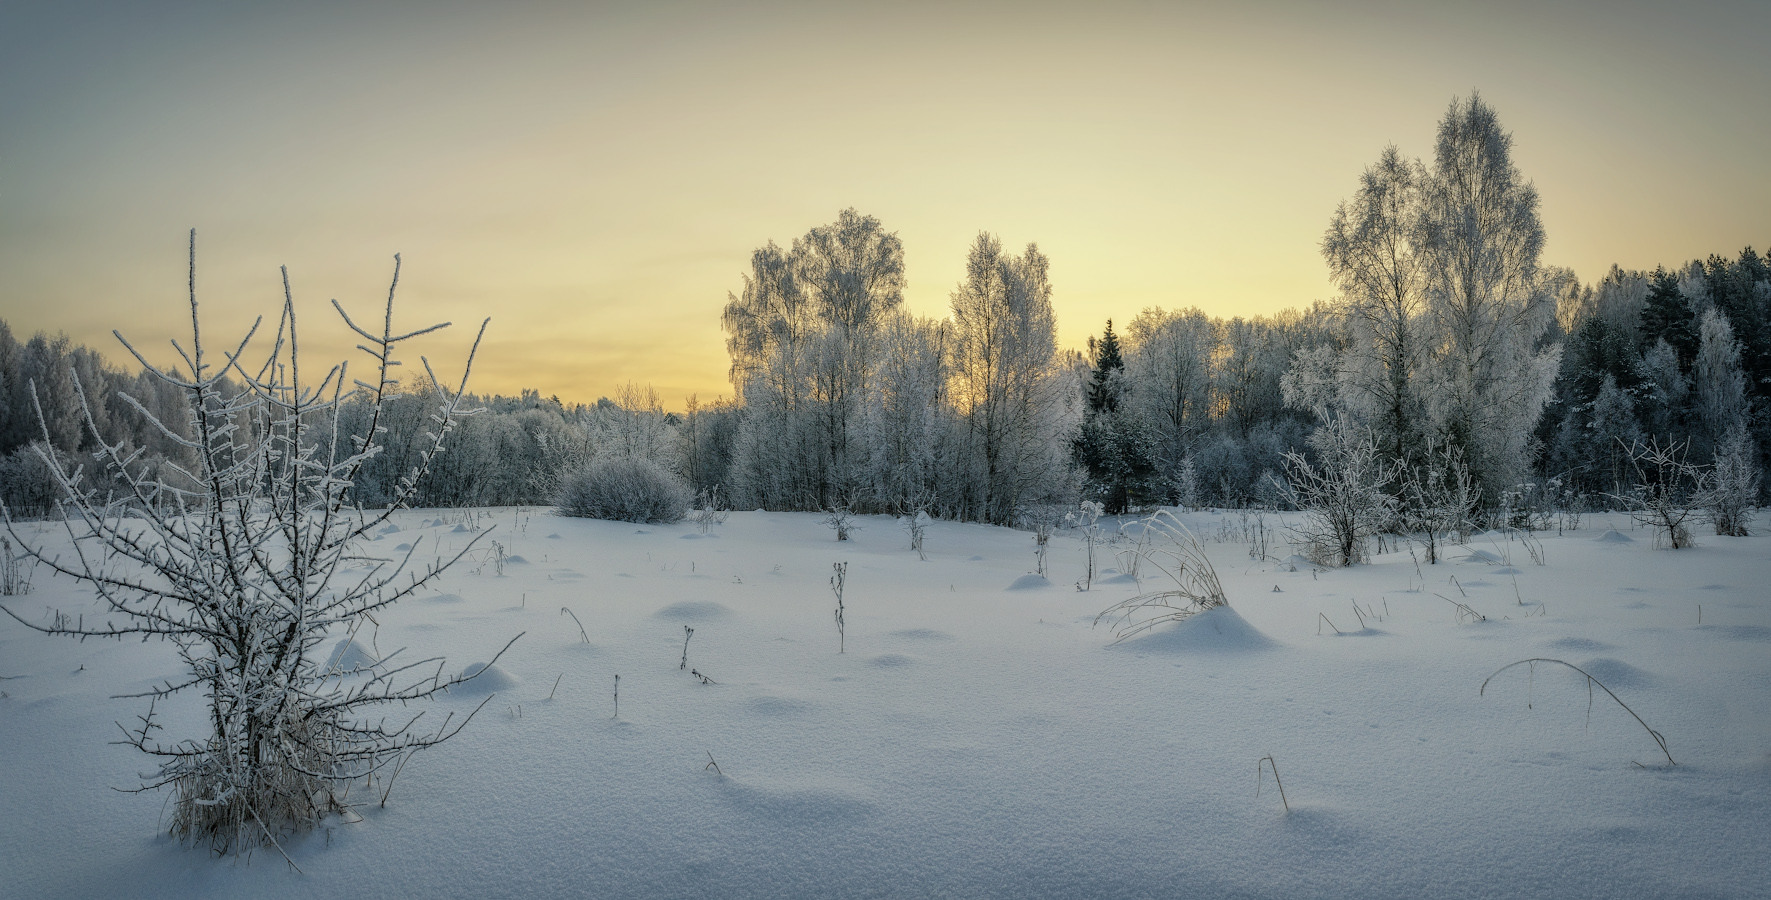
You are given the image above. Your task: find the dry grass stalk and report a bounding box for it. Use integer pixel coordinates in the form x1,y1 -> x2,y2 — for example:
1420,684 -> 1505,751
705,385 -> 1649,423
1256,755 -> 1290,812
1094,510 -> 1227,643
1480,657 -> 1675,766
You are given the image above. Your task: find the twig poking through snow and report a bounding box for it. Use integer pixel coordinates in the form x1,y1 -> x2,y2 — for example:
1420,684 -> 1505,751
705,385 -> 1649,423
1434,593 -> 1485,624
704,751 -> 722,775
680,626 -> 694,670
1256,755 -> 1290,812
560,607 -> 590,643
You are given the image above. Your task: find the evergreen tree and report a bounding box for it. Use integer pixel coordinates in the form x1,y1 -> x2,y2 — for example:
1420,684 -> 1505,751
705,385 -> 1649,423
1087,320 -> 1124,414
1072,320 -> 1151,514
1638,266 -> 1697,367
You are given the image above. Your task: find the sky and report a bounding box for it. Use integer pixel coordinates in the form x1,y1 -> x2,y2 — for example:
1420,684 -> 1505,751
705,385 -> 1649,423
1,1 -> 1766,407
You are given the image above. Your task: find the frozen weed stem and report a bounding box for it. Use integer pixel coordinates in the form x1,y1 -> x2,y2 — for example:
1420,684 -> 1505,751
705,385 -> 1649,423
1481,657 -> 1674,766
830,561 -> 847,652
560,606 -> 590,643
1256,755 -> 1290,812
0,233 -> 519,856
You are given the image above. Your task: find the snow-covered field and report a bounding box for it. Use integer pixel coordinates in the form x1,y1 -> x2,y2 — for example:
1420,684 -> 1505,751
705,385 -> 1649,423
2,509 -> 1767,899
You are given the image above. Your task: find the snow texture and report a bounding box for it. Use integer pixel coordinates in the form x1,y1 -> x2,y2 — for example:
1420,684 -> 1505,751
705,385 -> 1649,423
1,508 -> 1767,899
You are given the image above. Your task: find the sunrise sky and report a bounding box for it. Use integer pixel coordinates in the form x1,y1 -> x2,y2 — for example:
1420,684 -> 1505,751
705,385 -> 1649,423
2,1 -> 1766,407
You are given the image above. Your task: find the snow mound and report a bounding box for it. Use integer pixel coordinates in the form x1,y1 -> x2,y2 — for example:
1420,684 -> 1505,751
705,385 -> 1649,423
1596,529 -> 1634,543
719,776 -> 874,823
1493,566 -> 1522,575
1579,657 -> 1654,688
452,524 -> 474,533
1700,624 -> 1771,642
1110,605 -> 1279,652
746,695 -> 814,717
1332,627 -> 1389,638
395,542 -> 412,551
1464,550 -> 1503,564
679,533 -> 704,540
428,592 -> 466,602
324,638 -> 379,673
503,555 -> 529,565
1097,568 -> 1138,584
891,628 -> 952,641
869,653 -> 914,668
654,599 -> 732,621
379,524 -> 401,534
1005,574 -> 1054,591
1549,637 -> 1612,653
454,662 -> 519,693
546,533 -> 563,539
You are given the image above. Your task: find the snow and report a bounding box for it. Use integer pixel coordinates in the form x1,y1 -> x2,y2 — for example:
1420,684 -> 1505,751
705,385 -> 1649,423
1,509 -> 1767,899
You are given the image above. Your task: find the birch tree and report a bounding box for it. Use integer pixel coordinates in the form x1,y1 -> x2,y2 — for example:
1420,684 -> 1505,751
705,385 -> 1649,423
1417,93 -> 1561,502
947,232 -> 1064,524
1321,144 -> 1427,469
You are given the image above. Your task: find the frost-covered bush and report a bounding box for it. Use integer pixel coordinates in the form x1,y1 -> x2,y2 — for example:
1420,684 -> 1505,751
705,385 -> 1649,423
1616,438 -> 1706,549
1,237 -> 513,858
1398,439 -> 1479,564
690,485 -> 729,534
557,456 -> 691,523
0,444 -> 60,519
1705,428 -> 1759,537
1284,418 -> 1395,567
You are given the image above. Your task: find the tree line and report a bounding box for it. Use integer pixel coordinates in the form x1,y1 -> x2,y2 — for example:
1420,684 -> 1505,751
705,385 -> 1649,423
3,94 -> 1763,527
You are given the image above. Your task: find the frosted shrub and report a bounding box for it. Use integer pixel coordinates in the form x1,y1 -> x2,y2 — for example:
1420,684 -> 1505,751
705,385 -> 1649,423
556,457 -> 692,523
0,444 -> 59,519
691,485 -> 729,534
824,503 -> 859,541
0,235 -> 515,860
1616,438 -> 1706,550
1284,418 -> 1395,567
1704,428 -> 1759,537
904,508 -> 931,560
1398,439 -> 1479,564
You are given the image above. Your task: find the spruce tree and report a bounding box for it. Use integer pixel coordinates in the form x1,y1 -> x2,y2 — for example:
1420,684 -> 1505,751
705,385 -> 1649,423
1072,320 -> 1151,514
1638,266 -> 1697,367
1087,320 -> 1124,414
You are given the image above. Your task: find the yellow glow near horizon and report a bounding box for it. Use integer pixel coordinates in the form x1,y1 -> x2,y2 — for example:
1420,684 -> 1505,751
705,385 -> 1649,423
2,2 -> 1766,408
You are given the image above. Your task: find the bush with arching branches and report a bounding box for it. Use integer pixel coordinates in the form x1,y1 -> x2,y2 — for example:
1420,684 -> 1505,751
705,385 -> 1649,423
1283,417 -> 1395,567
556,456 -> 692,523
1397,438 -> 1479,564
0,234 -> 518,861
1612,437 -> 1707,549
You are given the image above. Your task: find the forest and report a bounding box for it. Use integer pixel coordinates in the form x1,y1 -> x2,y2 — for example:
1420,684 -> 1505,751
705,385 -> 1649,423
2,95 -> 1765,539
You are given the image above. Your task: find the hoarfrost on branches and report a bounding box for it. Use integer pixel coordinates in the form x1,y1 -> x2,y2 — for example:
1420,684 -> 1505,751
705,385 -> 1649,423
0,233 -> 518,858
